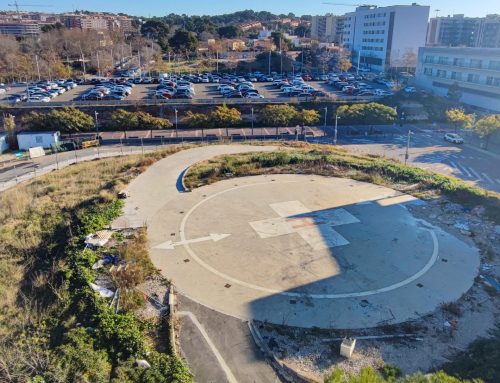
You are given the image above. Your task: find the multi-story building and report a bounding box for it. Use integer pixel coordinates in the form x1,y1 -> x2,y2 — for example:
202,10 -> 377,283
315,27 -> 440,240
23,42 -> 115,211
342,4 -> 430,72
62,14 -> 135,33
478,15 -> 500,48
415,47 -> 500,112
0,21 -> 41,37
311,14 -> 344,44
426,14 -> 483,47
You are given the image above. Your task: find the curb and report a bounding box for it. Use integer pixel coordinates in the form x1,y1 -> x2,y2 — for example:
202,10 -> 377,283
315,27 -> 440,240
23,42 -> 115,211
247,321 -> 316,383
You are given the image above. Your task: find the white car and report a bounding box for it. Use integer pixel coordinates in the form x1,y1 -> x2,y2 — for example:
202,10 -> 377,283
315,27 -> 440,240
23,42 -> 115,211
246,93 -> 264,99
404,86 -> 416,93
444,133 -> 464,144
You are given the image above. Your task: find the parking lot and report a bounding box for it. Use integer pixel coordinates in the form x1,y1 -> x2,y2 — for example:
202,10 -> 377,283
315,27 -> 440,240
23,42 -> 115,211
0,79 -> 389,105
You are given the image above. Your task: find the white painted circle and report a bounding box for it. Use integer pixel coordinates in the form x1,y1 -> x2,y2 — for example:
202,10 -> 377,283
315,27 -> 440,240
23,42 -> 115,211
179,180 -> 439,299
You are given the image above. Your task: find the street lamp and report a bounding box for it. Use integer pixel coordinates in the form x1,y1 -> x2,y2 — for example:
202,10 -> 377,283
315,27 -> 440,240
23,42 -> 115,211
174,108 -> 178,138
405,129 -> 414,165
334,113 -> 340,145
323,107 -> 328,137
94,111 -> 99,135
251,107 -> 254,137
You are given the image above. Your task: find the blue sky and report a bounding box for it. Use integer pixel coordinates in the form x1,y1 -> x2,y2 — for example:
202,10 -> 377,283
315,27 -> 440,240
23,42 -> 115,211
0,0 -> 498,18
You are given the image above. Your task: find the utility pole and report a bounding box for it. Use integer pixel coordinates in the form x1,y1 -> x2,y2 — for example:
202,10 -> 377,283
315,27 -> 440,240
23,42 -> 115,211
216,50 -> 219,73
96,51 -> 101,77
405,129 -> 413,165
268,49 -> 271,76
323,107 -> 328,137
35,54 -> 40,81
334,113 -> 339,145
251,107 -> 254,137
174,108 -> 178,138
279,37 -> 283,75
94,111 -> 99,135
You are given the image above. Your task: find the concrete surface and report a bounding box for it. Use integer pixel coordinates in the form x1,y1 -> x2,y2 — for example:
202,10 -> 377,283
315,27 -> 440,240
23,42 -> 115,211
115,144 -> 479,329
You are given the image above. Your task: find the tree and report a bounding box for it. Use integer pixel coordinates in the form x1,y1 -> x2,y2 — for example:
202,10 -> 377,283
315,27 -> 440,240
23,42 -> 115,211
217,25 -> 241,39
141,20 -> 169,41
210,104 -> 241,135
184,111 -> 209,136
168,29 -> 198,52
294,25 -> 310,37
475,114 -> 500,150
336,103 -> 397,125
259,104 -> 298,127
2,113 -> 16,149
446,108 -> 474,132
108,109 -> 139,132
297,109 -> 320,126
447,82 -> 462,102
21,107 -> 94,133
136,112 -> 172,130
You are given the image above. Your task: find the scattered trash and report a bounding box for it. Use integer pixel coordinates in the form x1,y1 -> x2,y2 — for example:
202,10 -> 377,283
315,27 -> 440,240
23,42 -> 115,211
340,338 -> 357,358
481,275 -> 500,293
118,191 -> 130,199
92,254 -> 119,270
89,282 -> 115,298
85,230 -> 113,248
454,222 -> 470,231
136,359 -> 151,369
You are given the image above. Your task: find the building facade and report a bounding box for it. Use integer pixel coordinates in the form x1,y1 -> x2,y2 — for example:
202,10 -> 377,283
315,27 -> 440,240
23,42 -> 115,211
415,47 -> 500,112
311,14 -> 344,44
478,15 -> 500,48
342,4 -> 430,72
426,14 -> 482,47
0,22 -> 41,37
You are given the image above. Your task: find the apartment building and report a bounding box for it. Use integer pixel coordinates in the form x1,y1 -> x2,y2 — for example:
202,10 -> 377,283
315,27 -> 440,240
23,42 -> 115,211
311,14 -> 344,44
62,14 -> 135,33
342,4 -> 430,72
427,14 -> 500,48
0,21 -> 41,37
426,14 -> 482,47
415,47 -> 500,112
478,15 -> 500,48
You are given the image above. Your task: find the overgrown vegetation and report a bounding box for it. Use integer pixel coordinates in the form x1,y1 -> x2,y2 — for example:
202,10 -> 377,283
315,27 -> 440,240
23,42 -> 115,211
107,109 -> 173,131
324,367 -> 482,383
336,103 -> 397,125
0,148 -> 192,382
184,147 -> 500,223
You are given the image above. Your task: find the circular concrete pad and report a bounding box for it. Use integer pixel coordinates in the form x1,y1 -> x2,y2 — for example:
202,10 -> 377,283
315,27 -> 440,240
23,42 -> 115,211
149,174 -> 479,328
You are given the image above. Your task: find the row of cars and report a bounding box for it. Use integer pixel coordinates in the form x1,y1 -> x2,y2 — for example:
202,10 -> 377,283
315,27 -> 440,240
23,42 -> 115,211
216,81 -> 264,99
151,79 -> 196,100
271,76 -> 328,98
2,80 -> 77,103
79,79 -> 135,101
323,73 -> 394,97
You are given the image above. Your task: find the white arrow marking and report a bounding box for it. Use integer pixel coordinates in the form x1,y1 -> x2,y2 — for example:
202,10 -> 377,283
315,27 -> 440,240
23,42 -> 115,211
154,233 -> 231,250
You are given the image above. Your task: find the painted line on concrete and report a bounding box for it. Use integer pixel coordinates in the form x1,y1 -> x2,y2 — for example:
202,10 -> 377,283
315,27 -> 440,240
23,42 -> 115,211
176,180 -> 440,299
179,311 -> 239,383
481,173 -> 494,184
468,167 -> 482,180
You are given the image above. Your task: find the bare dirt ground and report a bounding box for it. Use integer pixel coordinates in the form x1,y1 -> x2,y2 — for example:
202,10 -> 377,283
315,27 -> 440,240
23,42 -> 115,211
257,196 -> 500,382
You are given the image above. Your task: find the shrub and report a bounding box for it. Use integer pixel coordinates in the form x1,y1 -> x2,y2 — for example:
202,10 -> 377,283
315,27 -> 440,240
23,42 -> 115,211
336,103 -> 397,125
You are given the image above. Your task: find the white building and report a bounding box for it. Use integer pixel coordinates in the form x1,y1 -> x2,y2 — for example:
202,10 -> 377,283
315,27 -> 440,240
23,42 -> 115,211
342,4 -> 430,72
311,14 -> 344,43
415,47 -> 500,112
0,133 -> 8,153
17,131 -> 60,150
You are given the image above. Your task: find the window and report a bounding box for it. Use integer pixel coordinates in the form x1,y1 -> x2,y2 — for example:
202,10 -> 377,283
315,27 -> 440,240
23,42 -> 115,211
436,69 -> 447,78
488,60 -> 500,71
424,55 -> 434,64
35,136 -> 43,144
423,67 -> 433,76
453,58 -> 464,67
467,73 -> 480,83
470,59 -> 482,69
438,56 -> 448,65
451,72 -> 462,81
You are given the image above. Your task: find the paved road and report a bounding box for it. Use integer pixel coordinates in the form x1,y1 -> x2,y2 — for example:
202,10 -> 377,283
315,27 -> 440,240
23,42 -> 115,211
333,125 -> 500,192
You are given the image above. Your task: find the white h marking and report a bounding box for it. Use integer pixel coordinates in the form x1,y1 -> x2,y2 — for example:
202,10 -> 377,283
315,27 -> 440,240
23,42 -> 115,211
249,201 -> 359,250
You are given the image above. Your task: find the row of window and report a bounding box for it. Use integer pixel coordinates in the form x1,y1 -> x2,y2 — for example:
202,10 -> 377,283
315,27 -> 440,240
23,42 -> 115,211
362,46 -> 384,51
424,56 -> 500,70
362,38 -> 384,43
363,21 -> 386,27
423,67 -> 500,87
364,13 -> 387,19
363,30 -> 385,35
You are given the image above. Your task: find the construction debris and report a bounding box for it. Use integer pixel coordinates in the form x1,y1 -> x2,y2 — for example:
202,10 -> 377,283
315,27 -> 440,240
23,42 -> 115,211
85,230 -> 113,248
89,282 -> 115,298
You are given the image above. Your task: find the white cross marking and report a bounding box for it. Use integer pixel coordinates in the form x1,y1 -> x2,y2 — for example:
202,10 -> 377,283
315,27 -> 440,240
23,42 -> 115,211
249,201 -> 359,250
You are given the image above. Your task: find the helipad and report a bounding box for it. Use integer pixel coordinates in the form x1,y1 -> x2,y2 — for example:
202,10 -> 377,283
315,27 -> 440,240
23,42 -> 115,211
146,171 -> 479,328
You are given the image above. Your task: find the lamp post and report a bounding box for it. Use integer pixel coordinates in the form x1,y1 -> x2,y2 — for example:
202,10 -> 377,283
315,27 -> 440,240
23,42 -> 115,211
334,113 -> 339,145
174,108 -> 178,138
323,107 -> 328,137
405,129 -> 413,165
94,111 -> 99,135
251,107 -> 254,137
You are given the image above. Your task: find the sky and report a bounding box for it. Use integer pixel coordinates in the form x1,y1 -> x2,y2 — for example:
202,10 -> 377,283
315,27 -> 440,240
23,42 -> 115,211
0,0 -> 499,18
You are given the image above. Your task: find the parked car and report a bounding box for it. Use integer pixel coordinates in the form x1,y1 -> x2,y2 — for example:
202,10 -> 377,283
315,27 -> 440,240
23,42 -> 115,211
444,133 -> 464,144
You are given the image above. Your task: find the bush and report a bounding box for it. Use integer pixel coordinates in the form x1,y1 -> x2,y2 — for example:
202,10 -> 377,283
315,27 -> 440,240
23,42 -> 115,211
336,103 -> 397,125
107,109 -> 172,131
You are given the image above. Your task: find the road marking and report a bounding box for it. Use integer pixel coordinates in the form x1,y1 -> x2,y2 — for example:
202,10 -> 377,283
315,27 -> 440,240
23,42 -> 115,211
179,311 -> 239,383
154,233 -> 230,250
176,181 -> 440,299
468,167 -> 482,180
482,173 -> 494,184
496,179 -> 500,185
449,161 -> 472,177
